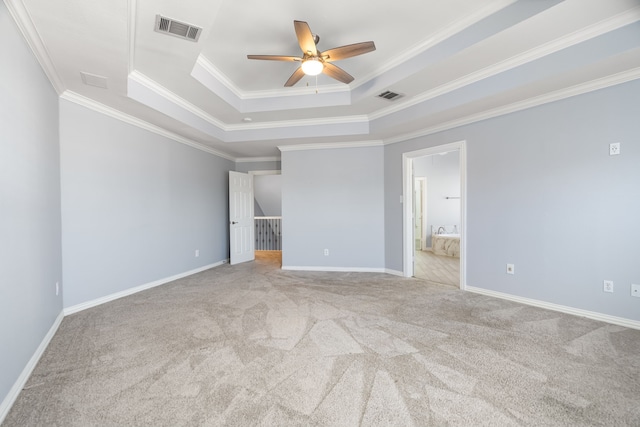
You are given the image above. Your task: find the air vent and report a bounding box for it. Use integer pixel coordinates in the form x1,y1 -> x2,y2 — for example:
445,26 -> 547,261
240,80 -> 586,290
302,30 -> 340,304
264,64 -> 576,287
377,90 -> 403,101
80,72 -> 108,89
154,15 -> 202,42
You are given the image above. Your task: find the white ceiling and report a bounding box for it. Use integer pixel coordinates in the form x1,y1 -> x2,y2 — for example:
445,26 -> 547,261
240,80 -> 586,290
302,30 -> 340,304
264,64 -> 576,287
6,0 -> 640,160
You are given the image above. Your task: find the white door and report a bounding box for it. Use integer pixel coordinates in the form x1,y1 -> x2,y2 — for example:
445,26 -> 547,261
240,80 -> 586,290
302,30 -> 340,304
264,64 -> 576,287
229,171 -> 254,265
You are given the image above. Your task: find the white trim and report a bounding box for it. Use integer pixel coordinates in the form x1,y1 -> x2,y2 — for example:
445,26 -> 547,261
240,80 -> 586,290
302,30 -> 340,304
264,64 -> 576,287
226,115 -> 369,132
133,72 -> 365,133
129,71 -> 227,129
466,286 -> 640,331
241,84 -> 347,100
384,269 -> 405,277
195,55 -> 244,100
236,157 -> 281,163
458,144 -> 468,291
248,170 -> 281,176
402,142 -> 466,291
59,91 -> 236,161
278,140 -> 384,152
0,310 -> 64,425
63,260 -> 228,315
384,68 -> 640,146
282,266 -> 387,274
352,0 -> 517,92
414,176 -> 428,251
193,2 -> 514,101
4,0 -> 65,94
195,55 -> 347,100
369,7 -> 640,122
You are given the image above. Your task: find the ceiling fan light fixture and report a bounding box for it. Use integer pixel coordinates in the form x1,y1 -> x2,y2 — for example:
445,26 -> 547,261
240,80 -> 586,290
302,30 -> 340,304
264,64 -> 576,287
247,20 -> 376,86
301,58 -> 323,76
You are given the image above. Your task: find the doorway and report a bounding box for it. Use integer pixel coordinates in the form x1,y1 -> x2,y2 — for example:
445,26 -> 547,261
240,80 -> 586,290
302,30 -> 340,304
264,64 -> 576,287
402,141 -> 466,289
250,170 -> 282,264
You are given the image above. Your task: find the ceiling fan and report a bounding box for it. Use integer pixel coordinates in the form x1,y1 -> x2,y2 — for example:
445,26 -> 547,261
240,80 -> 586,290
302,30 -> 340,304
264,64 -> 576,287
247,20 -> 376,87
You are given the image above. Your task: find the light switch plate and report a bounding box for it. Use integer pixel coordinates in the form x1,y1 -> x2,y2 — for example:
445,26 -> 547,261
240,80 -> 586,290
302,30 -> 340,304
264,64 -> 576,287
632,284 -> 640,298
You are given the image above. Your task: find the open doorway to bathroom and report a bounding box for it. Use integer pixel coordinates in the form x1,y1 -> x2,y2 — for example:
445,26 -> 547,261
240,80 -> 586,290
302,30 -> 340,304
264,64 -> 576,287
402,141 -> 465,289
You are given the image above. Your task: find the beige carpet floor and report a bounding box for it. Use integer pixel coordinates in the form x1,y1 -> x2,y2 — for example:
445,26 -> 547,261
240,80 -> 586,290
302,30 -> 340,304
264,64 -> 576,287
4,251 -> 640,426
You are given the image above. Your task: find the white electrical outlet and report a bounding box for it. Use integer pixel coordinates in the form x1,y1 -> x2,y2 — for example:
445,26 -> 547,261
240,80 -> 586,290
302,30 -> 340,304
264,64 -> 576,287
603,280 -> 614,293
506,264 -> 515,275
195,249 -> 199,257
631,284 -> 640,298
324,249 -> 329,256
609,142 -> 620,156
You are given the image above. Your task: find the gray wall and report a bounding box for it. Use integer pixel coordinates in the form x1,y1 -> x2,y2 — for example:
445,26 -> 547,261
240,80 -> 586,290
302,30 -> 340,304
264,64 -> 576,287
385,80 -> 640,321
234,161 -> 283,218
413,151 -> 461,246
60,100 -> 234,308
235,160 -> 281,173
282,146 -> 385,269
0,2 -> 63,409
254,174 -> 282,216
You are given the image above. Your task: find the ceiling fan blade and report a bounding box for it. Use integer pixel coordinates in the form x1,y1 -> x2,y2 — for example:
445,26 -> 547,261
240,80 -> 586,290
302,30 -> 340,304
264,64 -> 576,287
321,41 -> 376,62
247,55 -> 301,61
294,20 -> 317,56
322,63 -> 354,84
284,67 -> 306,87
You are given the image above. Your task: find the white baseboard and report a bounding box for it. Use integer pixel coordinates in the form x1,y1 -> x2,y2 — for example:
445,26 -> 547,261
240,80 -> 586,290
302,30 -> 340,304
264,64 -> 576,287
466,286 -> 640,330
385,268 -> 405,277
282,266 -> 406,277
282,266 -> 387,273
1,260 -> 231,422
0,310 -> 64,425
64,260 -> 228,315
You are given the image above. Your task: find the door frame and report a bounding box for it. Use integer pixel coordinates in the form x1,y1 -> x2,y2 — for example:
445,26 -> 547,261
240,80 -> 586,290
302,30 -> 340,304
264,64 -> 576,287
414,176 -> 427,251
402,141 -> 467,289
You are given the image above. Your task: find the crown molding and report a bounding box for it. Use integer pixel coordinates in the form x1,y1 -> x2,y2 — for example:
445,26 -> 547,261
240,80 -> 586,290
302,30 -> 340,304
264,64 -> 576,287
4,0 -> 65,94
195,55 -> 244,99
278,140 -> 384,152
351,0 -> 517,91
235,157 -> 281,163
60,90 -> 236,161
369,5 -> 640,122
129,70 -> 227,129
196,55 -> 348,100
384,67 -> 640,146
132,70 -> 368,136
241,83 -> 347,100
192,1 -> 515,104
225,114 -> 370,131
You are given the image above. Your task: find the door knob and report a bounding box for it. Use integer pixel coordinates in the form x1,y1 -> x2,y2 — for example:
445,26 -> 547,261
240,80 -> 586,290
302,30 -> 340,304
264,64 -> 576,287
231,221 -> 238,225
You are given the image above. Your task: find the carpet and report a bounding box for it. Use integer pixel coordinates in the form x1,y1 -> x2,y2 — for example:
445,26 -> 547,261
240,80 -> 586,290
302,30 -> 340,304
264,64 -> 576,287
4,251 -> 640,426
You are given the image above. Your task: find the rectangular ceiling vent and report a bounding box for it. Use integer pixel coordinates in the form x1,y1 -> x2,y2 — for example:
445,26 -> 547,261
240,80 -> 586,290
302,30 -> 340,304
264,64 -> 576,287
377,90 -> 403,101
154,15 -> 202,42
